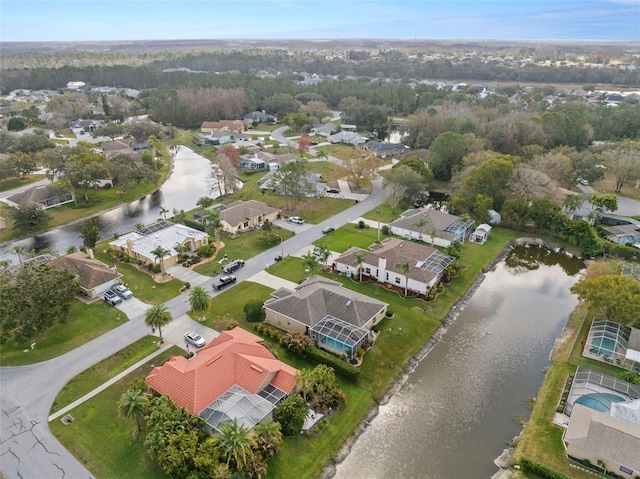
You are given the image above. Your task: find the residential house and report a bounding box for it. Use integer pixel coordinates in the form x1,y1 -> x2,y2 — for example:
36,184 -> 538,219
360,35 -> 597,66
146,327 -> 298,432
102,138 -> 141,161
328,131 -> 367,146
582,320 -> 640,373
564,403 -> 640,479
332,238 -> 456,297
470,224 -> 492,245
70,119 -> 104,134
258,170 -> 326,197
200,120 -> 247,134
341,124 -> 357,132
193,129 -> 245,147
602,223 -> 640,248
264,276 -> 388,359
239,156 -> 266,170
242,111 -> 278,124
218,200 -> 279,234
394,148 -> 430,163
389,208 -> 475,247
66,81 -> 86,91
5,185 -> 75,209
358,141 -> 407,158
49,251 -> 122,299
109,220 -> 209,268
311,123 -> 338,137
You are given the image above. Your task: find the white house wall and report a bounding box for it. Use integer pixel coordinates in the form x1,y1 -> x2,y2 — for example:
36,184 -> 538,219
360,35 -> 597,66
389,226 -> 452,247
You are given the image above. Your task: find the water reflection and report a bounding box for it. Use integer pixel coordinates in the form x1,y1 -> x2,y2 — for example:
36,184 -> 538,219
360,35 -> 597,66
333,246 -> 584,479
0,146 -> 213,262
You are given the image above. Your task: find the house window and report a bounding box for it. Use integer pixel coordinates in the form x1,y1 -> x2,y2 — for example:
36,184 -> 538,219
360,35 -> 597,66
395,277 -> 401,284
243,221 -> 249,228
385,272 -> 389,281
365,267 -> 371,274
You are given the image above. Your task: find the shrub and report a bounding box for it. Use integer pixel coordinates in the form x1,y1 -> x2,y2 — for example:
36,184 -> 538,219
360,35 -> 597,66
183,219 -> 206,231
303,346 -> 360,383
385,309 -> 394,318
196,244 -> 215,258
151,264 -> 161,274
357,220 -> 366,229
244,299 -> 266,322
381,225 -> 390,236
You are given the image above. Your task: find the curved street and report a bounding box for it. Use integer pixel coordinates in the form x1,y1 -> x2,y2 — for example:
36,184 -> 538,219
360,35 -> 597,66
0,178 -> 386,479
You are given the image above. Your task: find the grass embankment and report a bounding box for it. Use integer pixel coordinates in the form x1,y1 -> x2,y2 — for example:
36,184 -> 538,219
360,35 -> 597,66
0,300 -> 122,366
0,173 -> 46,192
50,341 -> 182,479
50,224 -> 518,479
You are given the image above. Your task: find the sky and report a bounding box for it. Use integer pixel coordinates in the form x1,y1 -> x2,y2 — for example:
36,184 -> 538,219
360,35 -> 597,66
1,0 -> 639,42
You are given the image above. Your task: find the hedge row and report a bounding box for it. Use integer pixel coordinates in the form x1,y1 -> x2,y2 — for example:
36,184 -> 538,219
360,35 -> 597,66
303,346 -> 360,383
519,459 -> 571,479
183,219 -> 206,232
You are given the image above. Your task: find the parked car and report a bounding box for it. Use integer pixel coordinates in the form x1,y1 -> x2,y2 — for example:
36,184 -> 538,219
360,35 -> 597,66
289,216 -> 305,224
310,141 -> 319,145
184,331 -> 206,348
112,284 -> 133,299
579,178 -> 589,186
104,290 -> 122,306
326,188 -> 340,194
322,226 -> 335,234
223,259 -> 245,273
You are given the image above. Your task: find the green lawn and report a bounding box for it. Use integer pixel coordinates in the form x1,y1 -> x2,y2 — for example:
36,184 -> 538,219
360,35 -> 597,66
312,223 -> 382,252
0,299 -> 122,366
50,345 -> 182,479
51,337 -> 163,413
93,242 -> 184,303
0,173 -> 46,192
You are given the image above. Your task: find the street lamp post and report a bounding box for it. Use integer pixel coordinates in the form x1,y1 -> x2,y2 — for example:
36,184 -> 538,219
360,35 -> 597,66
276,234 -> 284,258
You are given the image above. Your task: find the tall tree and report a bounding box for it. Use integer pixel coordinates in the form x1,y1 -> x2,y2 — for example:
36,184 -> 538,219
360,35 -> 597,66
8,152 -> 38,177
189,286 -> 211,314
213,418 -> 257,471
79,218 -> 100,249
342,151 -> 378,190
354,251 -> 366,282
144,304 -> 172,343
151,246 -> 170,279
602,141 -> 640,193
271,161 -> 310,210
302,251 -> 317,276
571,275 -> 640,326
118,388 -> 149,438
395,261 -> 411,297
298,134 -> 310,157
382,164 -> 422,207
254,420 -> 283,459
203,210 -> 222,247
273,395 -> 308,437
10,203 -> 51,233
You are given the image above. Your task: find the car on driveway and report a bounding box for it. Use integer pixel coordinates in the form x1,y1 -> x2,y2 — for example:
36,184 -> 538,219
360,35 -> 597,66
289,216 -> 305,224
112,284 -> 133,299
104,290 -> 122,306
579,178 -> 589,186
326,188 -> 340,194
184,331 -> 206,348
322,226 -> 335,234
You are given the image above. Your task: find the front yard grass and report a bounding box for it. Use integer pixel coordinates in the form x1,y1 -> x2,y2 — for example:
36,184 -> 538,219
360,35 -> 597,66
312,223 -> 380,252
50,345 -> 182,479
0,299 -> 122,366
93,241 -> 184,303
0,173 -> 46,192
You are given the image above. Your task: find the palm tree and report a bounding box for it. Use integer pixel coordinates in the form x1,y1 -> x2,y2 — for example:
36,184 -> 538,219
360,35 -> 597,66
117,388 -> 149,437
317,244 -> 331,270
354,251 -> 366,282
12,245 -> 24,264
415,218 -> 427,242
144,304 -> 172,343
150,246 -> 169,279
311,364 -> 336,394
158,206 -> 169,220
296,368 -> 316,402
254,420 -> 283,459
213,418 -> 257,471
302,251 -> 317,276
203,210 -> 222,247
395,261 -> 411,297
189,286 -> 211,314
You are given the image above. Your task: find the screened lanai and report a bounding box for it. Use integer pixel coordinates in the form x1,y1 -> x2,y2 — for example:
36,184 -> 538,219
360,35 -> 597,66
564,367 -> 640,417
309,315 -> 371,360
583,320 -> 640,372
200,384 -> 285,433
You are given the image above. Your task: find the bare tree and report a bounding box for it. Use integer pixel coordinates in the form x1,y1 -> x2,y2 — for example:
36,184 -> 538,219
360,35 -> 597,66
509,165 -> 563,204
209,154 -> 240,198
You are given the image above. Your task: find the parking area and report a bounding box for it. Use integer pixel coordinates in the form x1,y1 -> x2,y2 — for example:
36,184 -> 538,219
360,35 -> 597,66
158,313 -> 220,352
272,217 -> 314,233
115,297 -> 149,319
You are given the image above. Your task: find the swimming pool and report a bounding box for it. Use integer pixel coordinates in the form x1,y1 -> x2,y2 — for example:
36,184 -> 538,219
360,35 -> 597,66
590,335 -> 616,356
320,336 -> 354,356
575,392 -> 625,413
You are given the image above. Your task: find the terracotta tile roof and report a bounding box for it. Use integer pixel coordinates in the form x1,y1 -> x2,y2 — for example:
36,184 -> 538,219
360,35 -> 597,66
49,252 -> 121,290
145,327 -> 297,415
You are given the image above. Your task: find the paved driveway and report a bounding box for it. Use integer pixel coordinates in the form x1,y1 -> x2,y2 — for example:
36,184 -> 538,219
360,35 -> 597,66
115,297 -> 149,319
159,314 -> 219,352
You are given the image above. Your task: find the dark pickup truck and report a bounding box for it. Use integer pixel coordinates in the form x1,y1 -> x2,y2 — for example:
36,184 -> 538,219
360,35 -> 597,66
212,274 -> 237,290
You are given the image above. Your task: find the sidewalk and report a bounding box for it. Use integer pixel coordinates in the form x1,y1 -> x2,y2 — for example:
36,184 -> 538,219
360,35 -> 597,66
48,341 -> 173,422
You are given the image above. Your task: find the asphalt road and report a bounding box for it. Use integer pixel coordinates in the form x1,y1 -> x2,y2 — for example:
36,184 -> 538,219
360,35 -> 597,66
0,178 -> 386,479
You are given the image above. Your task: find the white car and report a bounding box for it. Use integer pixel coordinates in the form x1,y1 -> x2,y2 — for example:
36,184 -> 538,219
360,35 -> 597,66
289,216 -> 305,224
184,331 -> 206,348
112,284 -> 133,299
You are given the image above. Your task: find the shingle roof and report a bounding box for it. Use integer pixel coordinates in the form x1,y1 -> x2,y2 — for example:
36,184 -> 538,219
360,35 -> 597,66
49,252 -> 121,290
219,200 -> 279,227
145,327 -> 297,415
390,208 -> 461,241
6,185 -> 74,207
564,404 -> 640,472
334,237 -> 455,284
264,276 -> 387,328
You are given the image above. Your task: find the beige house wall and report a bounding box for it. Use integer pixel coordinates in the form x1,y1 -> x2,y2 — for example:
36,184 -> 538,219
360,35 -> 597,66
565,444 -> 634,479
264,309 -> 307,333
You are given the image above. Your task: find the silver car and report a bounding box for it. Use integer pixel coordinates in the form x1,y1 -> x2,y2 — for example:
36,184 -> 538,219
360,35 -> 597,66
113,284 -> 133,299
184,331 -> 206,348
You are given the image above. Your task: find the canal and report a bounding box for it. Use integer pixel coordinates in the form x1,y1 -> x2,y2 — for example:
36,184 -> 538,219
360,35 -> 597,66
1,146 -> 213,262
333,245 -> 585,479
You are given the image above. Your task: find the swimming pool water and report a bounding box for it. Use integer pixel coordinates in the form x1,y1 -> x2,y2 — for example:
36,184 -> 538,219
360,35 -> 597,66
575,392 -> 625,413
